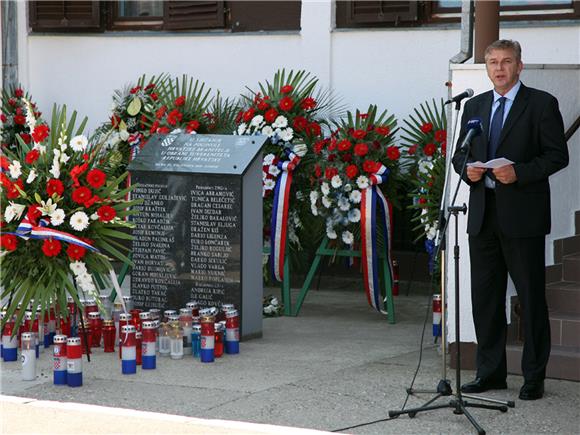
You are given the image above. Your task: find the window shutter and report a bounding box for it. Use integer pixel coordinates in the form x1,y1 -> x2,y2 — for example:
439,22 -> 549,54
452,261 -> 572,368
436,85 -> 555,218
337,1 -> 419,27
229,1 -> 301,32
163,1 -> 225,30
29,1 -> 104,32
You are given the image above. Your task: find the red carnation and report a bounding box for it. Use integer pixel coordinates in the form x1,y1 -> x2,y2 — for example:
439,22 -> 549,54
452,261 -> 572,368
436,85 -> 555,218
158,126 -> 170,134
264,108 -> 278,123
166,109 -> 183,126
419,197 -> 427,206
150,92 -> 158,101
314,164 -> 322,178
14,88 -> 24,98
0,156 -> 9,170
338,139 -> 352,152
70,163 -> 89,187
375,126 -> 391,136
6,179 -> 23,199
408,144 -> 418,155
86,169 -> 106,189
186,120 -> 200,133
25,149 -> 40,164
46,179 -> 65,196
111,115 -> 121,128
280,85 -> 293,94
307,122 -> 321,137
354,143 -> 369,157
26,205 -> 42,225
156,106 -> 167,119
42,238 -> 61,257
293,116 -> 308,132
0,114 -> 7,123
235,111 -> 243,124
84,195 -> 100,209
363,159 -> 379,173
243,108 -> 255,123
13,115 -> 25,125
67,244 -> 87,260
352,129 -> 367,140
387,146 -> 400,160
300,97 -> 317,110
420,122 -> 433,134
325,167 -> 338,180
130,86 -> 141,94
174,96 -> 186,107
32,125 -> 50,143
435,129 -> 447,142
72,186 -> 92,204
97,205 -> 117,222
313,140 -> 326,154
327,154 -> 336,162
341,153 -> 353,163
346,164 -> 359,179
8,98 -> 16,107
257,100 -> 270,111
441,141 -> 447,156
20,133 -> 32,144
424,143 -> 437,157
149,121 -> 160,135
279,96 -> 294,112
0,234 -> 17,252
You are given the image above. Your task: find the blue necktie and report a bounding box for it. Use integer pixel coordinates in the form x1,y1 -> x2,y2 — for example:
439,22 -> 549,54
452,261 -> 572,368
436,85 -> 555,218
488,96 -> 506,160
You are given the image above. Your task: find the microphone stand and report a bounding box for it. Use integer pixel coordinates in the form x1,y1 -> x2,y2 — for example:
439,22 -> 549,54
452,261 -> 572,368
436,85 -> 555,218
388,110 -> 514,435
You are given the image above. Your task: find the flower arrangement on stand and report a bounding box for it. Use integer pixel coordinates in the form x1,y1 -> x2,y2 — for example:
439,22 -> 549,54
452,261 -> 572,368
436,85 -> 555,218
400,99 -> 447,275
235,69 -> 332,282
0,102 -> 141,330
1,86 -> 42,153
309,106 -> 400,313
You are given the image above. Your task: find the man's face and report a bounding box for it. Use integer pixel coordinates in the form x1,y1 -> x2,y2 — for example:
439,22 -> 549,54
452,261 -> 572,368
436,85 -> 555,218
485,48 -> 523,95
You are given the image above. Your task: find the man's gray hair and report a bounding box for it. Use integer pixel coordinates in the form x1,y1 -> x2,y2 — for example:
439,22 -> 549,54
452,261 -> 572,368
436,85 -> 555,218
484,40 -> 522,62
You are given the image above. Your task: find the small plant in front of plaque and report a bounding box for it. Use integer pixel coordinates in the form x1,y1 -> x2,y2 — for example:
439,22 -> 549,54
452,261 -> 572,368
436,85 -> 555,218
0,101 -> 141,332
1,85 -> 42,154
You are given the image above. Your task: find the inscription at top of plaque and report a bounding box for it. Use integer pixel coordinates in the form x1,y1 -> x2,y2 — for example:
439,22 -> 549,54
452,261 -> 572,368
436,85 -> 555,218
128,133 -> 267,175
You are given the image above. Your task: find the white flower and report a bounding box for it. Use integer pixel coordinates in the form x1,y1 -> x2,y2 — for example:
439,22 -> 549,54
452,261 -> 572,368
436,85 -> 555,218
263,178 -> 276,190
348,209 -> 361,223
271,297 -> 279,306
321,182 -> 330,196
322,196 -> 332,209
237,123 -> 247,135
293,142 -> 307,157
309,190 -> 319,204
70,211 -> 89,231
60,141 -> 68,151
33,144 -> 47,155
326,228 -> 338,239
90,213 -> 99,221
4,202 -> 26,223
356,176 -> 369,190
426,225 -> 437,240
338,197 -> 351,211
331,175 -> 342,189
39,198 -> 57,216
272,115 -> 288,129
50,209 -> 65,226
263,153 -> 275,165
250,115 -> 264,127
263,305 -> 274,315
49,156 -> 60,179
8,160 -> 21,179
279,128 -> 294,142
70,135 -> 88,152
310,204 -> 319,216
70,261 -> 88,276
119,130 -> 130,141
349,190 -> 362,204
342,231 -> 354,245
26,169 -> 37,184
59,152 -> 70,164
268,165 -> 280,177
418,159 -> 434,175
261,126 -> 274,137
343,184 -> 353,193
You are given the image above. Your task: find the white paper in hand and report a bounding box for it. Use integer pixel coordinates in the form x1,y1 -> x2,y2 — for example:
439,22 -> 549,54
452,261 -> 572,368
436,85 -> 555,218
467,157 -> 514,169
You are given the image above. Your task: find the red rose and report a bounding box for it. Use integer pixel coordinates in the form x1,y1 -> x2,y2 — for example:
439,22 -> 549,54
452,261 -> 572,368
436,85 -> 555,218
156,106 -> 167,119
72,186 -> 92,204
435,129 -> 447,142
300,97 -> 317,110
387,146 -> 400,160
243,108 -> 255,123
130,86 -> 141,94
264,108 -> 278,123
424,143 -> 436,156
280,85 -> 293,94
25,149 -> 40,164
293,116 -> 308,132
0,234 -> 17,251
338,139 -> 352,152
420,122 -> 433,134
14,88 -> 24,98
86,169 -> 106,189
352,129 -> 367,140
408,144 -> 418,155
66,244 -> 86,260
166,109 -> 183,126
307,122 -> 321,137
325,167 -> 338,180
6,179 -> 23,199
314,164 -> 322,178
186,120 -> 200,133
46,179 -> 65,196
97,205 -> 117,222
32,125 -> 50,143
375,125 -> 390,136
174,96 -> 186,107
346,164 -> 359,179
279,96 -> 294,112
41,238 -> 61,257
20,133 -> 32,144
0,114 -> 7,123
354,143 -> 369,157
363,159 -> 379,173
13,115 -> 25,125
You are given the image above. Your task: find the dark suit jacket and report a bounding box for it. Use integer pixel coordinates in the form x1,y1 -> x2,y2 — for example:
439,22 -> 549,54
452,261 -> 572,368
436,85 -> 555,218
452,83 -> 569,238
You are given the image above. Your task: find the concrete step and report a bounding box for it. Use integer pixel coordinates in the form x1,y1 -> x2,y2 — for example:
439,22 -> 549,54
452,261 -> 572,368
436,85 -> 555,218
507,344 -> 580,381
549,311 -> 580,347
547,281 -> 580,314
554,234 -> 580,263
563,253 -> 580,282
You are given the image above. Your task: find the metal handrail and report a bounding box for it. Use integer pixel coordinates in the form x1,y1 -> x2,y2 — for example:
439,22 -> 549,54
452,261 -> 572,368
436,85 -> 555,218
565,115 -> 580,142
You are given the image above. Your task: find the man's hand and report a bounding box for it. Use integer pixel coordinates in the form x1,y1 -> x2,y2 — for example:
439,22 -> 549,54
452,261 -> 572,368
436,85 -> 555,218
492,164 -> 517,184
467,166 -> 486,183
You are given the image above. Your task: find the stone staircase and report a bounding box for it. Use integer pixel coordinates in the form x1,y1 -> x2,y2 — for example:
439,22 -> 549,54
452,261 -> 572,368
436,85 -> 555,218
507,210 -> 580,381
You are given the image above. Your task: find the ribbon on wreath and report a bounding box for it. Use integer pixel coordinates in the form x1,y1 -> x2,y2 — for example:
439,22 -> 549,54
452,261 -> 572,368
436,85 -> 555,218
360,164 -> 394,314
270,149 -> 301,282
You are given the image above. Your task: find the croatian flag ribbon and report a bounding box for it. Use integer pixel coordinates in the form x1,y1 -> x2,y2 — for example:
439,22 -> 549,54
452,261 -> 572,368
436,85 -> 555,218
15,215 -> 98,252
270,149 -> 301,282
360,164 -> 394,314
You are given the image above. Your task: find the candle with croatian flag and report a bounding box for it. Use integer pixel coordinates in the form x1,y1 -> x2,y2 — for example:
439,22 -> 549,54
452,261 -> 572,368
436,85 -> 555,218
141,321 -> 156,369
66,337 -> 83,387
121,324 -> 137,374
53,334 -> 67,385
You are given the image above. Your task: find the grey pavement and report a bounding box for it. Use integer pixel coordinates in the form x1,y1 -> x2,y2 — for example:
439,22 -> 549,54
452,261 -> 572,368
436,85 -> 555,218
1,277 -> 579,434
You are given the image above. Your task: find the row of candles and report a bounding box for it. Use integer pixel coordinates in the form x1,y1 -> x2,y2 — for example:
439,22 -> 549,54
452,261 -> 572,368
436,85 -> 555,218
1,296 -> 240,386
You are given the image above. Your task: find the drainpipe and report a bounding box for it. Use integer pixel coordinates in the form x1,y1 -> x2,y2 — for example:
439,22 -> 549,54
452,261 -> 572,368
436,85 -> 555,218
1,0 -> 18,90
474,0 -> 500,63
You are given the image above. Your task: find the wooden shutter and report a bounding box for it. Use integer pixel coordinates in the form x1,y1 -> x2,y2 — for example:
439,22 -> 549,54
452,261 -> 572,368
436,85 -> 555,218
163,1 -> 225,30
337,1 -> 419,27
29,1 -> 104,32
228,1 -> 301,32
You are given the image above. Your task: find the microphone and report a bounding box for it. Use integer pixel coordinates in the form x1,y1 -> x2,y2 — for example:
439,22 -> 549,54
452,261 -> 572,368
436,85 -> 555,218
459,118 -> 483,151
444,88 -> 474,105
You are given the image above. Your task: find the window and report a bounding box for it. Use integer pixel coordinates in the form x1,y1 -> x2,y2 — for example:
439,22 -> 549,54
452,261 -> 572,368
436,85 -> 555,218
335,0 -> 580,28
29,1 -> 301,33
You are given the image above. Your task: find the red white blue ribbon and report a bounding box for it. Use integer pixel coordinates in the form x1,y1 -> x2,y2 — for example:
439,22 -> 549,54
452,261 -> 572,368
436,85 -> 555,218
270,149 -> 301,282
360,164 -> 394,314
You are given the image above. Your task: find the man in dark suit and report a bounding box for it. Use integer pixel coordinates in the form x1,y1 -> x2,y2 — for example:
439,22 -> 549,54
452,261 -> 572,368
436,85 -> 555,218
452,40 -> 569,400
